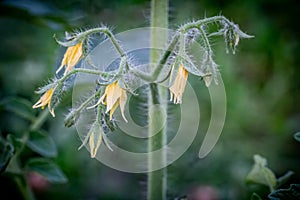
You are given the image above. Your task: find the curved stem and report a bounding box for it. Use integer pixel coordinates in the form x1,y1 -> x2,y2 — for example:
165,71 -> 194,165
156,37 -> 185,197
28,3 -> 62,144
10,108 -> 50,200
59,68 -> 112,83
131,33 -> 180,82
132,16 -> 231,83
198,26 -> 213,56
29,109 -> 49,131
131,15 -> 253,83
57,27 -> 127,56
78,89 -> 102,112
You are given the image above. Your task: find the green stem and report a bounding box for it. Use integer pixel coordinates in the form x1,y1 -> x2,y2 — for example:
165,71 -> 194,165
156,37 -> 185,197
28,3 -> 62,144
198,26 -> 213,55
11,109 -> 49,200
148,0 -> 168,200
131,16 -> 225,82
58,68 -> 111,83
15,176 -> 36,200
57,27 -> 127,56
58,57 -> 127,85
13,109 -> 50,160
78,89 -> 102,111
29,109 -> 49,131
131,15 -> 253,83
130,33 -> 180,82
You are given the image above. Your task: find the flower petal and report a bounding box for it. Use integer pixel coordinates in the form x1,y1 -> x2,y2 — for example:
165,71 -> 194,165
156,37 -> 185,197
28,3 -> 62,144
106,82 -> 122,113
119,91 -> 128,122
169,64 -> 188,104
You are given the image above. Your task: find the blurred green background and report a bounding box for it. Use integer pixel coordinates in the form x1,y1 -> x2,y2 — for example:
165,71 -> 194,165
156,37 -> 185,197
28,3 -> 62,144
0,0 -> 299,199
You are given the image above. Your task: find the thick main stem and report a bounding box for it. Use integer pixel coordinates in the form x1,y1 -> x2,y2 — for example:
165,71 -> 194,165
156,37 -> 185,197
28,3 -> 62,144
148,0 -> 168,200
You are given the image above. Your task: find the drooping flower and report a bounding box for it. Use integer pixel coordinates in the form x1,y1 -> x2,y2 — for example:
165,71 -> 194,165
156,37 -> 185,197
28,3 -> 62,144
169,64 -> 189,104
88,82 -> 128,122
78,122 -> 103,158
56,42 -> 83,76
32,87 -> 55,117
88,124 -> 103,158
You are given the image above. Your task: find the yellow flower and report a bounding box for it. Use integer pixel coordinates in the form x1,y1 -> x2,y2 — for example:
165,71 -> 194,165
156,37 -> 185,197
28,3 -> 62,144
89,125 -> 102,158
56,42 -> 83,76
169,64 -> 189,104
88,82 -> 128,122
32,88 -> 55,117
77,122 -> 104,158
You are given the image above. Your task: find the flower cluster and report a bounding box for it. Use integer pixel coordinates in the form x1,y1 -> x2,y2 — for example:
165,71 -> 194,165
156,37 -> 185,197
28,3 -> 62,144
33,41 -> 83,116
32,16 -> 252,158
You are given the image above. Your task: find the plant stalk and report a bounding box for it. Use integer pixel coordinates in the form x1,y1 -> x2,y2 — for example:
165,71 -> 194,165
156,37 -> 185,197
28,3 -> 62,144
147,0 -> 168,200
15,176 -> 36,200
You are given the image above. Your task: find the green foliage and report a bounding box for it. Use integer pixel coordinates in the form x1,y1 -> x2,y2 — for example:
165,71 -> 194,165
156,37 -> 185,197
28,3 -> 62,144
294,132 -> 300,142
0,136 -> 14,173
276,171 -> 295,188
26,131 -> 57,158
1,97 -> 36,122
246,154 -> 277,191
251,193 -> 263,200
268,184 -> 300,200
0,96 -> 67,199
25,158 -> 67,184
246,152 -> 298,200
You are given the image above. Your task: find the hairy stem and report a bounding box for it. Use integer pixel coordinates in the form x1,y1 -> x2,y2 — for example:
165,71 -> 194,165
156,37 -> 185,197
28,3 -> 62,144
147,0 -> 168,200
58,68 -> 111,83
131,15 -> 253,82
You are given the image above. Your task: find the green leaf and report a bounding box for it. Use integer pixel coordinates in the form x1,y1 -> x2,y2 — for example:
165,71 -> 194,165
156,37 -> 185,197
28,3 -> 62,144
25,158 -> 68,184
0,136 -> 14,174
268,184 -> 300,200
246,154 -> 277,191
4,134 -> 25,174
276,171 -> 294,188
251,193 -> 263,200
26,131 -> 57,158
6,134 -> 23,151
294,132 -> 300,142
0,97 -> 36,122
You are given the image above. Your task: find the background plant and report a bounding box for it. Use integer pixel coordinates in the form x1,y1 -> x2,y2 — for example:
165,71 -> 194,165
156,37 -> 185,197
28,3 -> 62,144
245,132 -> 300,200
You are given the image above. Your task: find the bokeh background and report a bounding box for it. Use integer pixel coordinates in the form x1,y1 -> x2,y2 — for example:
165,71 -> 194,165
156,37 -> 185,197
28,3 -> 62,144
0,0 -> 299,199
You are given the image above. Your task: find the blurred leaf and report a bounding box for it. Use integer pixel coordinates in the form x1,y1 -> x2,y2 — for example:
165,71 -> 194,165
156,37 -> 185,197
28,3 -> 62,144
6,134 -> 23,151
268,184 -> 300,200
246,154 -> 277,191
4,134 -> 25,174
25,158 -> 68,184
0,136 -> 14,174
294,132 -> 300,142
26,131 -> 57,158
276,171 -> 294,188
0,3 -> 70,29
251,193 -> 263,200
0,97 -> 36,122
